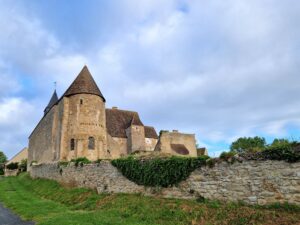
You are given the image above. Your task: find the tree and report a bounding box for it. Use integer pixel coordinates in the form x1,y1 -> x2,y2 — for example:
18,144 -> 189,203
0,151 -> 7,164
230,136 -> 266,153
271,138 -> 290,146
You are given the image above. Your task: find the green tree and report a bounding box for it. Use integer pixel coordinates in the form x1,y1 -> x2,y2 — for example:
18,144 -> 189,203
230,136 -> 266,153
271,138 -> 290,146
0,151 -> 7,164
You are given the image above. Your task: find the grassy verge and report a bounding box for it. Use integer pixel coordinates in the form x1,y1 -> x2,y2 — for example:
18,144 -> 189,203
0,173 -> 299,225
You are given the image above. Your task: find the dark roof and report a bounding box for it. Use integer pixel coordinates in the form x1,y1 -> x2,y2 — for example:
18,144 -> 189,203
63,66 -> 106,102
106,108 -> 143,138
105,108 -> 158,139
171,144 -> 189,155
144,126 -> 158,139
44,90 -> 58,114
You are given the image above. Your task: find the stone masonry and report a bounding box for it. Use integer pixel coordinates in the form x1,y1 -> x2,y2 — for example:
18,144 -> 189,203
28,66 -> 199,166
31,160 -> 300,205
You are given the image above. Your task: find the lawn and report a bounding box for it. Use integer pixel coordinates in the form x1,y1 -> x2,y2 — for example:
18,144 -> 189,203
0,173 -> 299,225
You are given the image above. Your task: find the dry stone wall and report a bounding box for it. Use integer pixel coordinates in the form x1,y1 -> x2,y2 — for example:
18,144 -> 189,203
30,160 -> 300,205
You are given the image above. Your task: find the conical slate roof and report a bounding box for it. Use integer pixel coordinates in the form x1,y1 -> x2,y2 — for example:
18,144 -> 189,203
44,90 -> 58,114
63,66 -> 106,102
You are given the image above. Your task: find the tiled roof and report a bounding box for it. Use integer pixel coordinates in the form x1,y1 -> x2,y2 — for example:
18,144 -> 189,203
144,126 -> 158,139
105,108 -> 158,139
63,66 -> 105,102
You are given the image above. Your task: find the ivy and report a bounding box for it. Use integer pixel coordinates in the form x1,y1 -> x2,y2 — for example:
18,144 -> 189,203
111,156 -> 209,187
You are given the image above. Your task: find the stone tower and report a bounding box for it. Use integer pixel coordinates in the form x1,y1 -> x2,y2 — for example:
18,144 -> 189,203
60,66 -> 109,161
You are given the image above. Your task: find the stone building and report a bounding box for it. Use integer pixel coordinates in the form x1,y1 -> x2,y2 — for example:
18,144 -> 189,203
28,66 -> 199,165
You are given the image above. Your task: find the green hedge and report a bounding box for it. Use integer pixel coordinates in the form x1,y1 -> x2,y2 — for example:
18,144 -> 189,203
111,156 -> 209,187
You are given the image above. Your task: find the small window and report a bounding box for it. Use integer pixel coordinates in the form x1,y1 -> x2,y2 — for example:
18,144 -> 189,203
88,137 -> 95,150
70,139 -> 75,150
80,99 -> 83,105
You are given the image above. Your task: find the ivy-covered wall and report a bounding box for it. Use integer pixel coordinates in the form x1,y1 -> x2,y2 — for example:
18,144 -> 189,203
30,160 -> 300,205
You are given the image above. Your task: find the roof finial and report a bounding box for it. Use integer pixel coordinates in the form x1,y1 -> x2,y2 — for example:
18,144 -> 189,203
54,81 -> 57,90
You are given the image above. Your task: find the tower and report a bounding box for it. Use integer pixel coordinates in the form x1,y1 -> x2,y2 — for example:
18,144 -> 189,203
60,66 -> 108,161
44,90 -> 58,115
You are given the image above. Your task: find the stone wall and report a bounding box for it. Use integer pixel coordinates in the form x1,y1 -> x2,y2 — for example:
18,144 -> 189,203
4,169 -> 19,177
30,160 -> 300,205
155,131 -> 197,157
28,105 -> 58,165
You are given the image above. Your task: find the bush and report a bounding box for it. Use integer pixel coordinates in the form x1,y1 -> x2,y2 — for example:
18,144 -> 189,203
19,159 -> 27,172
6,162 -> 19,170
0,166 -> 4,175
240,142 -> 300,163
230,137 -> 266,153
220,151 -> 236,161
111,156 -> 209,187
71,157 -> 91,167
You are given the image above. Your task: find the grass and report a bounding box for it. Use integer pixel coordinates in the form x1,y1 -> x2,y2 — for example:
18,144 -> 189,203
0,173 -> 299,225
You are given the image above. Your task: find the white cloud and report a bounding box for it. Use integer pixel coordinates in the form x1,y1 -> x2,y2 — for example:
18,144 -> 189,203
1,0 -> 300,157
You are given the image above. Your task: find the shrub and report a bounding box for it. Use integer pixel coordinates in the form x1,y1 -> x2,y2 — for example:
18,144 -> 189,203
230,137 -> 266,153
6,162 -> 19,170
220,151 -> 236,161
0,166 -> 4,175
19,159 -> 27,172
71,157 -> 91,167
240,142 -> 300,163
111,156 -> 209,187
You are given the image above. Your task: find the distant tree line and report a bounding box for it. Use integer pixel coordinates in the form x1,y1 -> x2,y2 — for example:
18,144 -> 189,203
0,151 -> 7,175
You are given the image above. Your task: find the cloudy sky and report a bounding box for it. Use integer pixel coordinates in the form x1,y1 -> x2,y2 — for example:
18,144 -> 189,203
1,0 -> 300,158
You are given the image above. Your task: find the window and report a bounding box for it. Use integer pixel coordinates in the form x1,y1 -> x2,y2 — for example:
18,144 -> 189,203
80,99 -> 83,105
70,139 -> 75,150
88,137 -> 95,150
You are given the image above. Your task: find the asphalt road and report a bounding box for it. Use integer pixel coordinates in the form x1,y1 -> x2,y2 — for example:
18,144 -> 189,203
0,177 -> 35,225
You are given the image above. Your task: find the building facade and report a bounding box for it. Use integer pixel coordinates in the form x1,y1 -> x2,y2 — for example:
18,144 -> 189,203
28,66 -> 199,165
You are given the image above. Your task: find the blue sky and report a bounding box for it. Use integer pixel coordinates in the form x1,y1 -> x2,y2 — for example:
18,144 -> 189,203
1,0 -> 300,158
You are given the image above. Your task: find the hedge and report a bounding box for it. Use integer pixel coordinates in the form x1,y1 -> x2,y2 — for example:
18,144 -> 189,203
111,156 -> 209,187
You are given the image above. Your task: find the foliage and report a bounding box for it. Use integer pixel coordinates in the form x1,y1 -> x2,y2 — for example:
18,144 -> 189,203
0,166 -> 4,175
230,136 -> 266,153
111,156 -> 209,187
6,162 -> 19,170
94,159 -> 102,164
0,174 -> 300,225
220,151 -> 236,161
70,157 -> 91,167
239,141 -> 300,163
19,159 -> 27,172
271,138 -> 291,146
0,151 -> 7,164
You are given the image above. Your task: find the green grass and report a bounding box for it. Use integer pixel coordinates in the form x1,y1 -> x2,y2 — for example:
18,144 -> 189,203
0,173 -> 299,225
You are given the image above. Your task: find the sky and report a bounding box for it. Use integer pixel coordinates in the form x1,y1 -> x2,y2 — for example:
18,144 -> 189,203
1,0 -> 300,159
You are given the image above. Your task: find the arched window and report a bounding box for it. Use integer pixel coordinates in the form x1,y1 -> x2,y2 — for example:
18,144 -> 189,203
70,139 -> 75,150
88,137 -> 95,150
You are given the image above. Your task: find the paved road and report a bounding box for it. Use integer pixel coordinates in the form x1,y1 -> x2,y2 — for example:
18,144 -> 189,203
0,203 -> 35,225
0,177 -> 35,225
